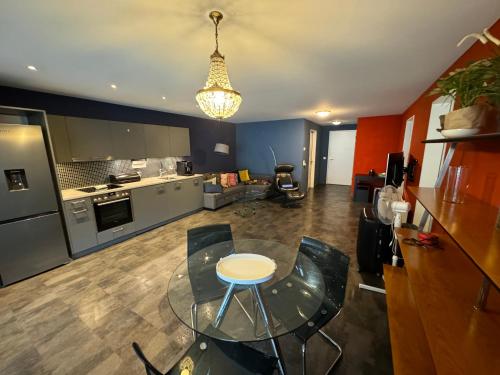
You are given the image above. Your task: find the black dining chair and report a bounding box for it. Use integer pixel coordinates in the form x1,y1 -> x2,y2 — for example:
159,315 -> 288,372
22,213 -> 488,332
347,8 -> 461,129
187,224 -> 235,338
133,330 -> 277,375
264,236 -> 349,374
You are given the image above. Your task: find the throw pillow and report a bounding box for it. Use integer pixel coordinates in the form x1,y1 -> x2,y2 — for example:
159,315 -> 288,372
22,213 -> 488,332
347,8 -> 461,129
220,173 -> 229,188
228,173 -> 238,187
238,169 -> 250,182
206,177 -> 217,185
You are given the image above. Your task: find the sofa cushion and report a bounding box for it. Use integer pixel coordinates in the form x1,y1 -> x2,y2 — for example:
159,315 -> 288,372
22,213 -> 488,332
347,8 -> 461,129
238,169 -> 250,182
204,182 -> 223,193
227,173 -> 237,187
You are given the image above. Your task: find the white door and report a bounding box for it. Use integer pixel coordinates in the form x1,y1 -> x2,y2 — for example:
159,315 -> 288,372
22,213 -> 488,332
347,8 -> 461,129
326,130 -> 356,185
308,129 -> 317,189
412,96 -> 454,230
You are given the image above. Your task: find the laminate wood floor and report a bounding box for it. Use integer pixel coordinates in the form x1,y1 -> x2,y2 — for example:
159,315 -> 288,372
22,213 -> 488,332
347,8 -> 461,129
0,185 -> 392,375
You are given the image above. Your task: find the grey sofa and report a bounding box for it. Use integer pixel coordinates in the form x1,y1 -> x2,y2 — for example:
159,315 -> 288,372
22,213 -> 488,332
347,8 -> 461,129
203,174 -> 273,210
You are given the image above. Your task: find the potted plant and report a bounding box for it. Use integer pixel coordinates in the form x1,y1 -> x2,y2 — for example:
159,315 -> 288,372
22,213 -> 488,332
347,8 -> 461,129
430,55 -> 499,134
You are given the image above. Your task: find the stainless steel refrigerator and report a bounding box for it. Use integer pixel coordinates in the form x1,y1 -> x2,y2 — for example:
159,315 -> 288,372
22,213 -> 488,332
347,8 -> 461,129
0,124 -> 69,286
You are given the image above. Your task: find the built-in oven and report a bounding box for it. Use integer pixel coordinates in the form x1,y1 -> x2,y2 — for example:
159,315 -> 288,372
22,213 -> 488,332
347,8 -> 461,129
92,190 -> 133,232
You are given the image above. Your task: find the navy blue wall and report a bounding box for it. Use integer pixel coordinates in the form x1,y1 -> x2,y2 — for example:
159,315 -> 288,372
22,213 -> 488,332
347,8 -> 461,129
236,119 -> 306,189
0,85 -> 236,173
317,124 -> 357,184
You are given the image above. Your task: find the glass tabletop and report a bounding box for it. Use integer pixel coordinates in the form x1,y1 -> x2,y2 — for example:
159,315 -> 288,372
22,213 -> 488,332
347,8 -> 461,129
167,239 -> 326,342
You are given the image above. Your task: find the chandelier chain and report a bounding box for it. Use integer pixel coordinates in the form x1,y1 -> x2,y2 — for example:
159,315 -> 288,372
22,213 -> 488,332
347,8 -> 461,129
213,17 -> 219,52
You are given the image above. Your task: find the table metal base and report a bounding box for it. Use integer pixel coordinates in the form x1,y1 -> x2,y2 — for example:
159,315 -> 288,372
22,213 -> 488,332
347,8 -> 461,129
214,283 -> 287,375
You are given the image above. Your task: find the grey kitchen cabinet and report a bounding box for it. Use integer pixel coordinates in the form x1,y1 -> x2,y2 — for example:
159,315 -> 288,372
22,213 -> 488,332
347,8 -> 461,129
65,116 -> 113,161
144,124 -> 171,158
166,177 -> 203,218
46,114 -> 72,162
63,198 -> 98,256
97,222 -> 135,244
183,177 -> 204,212
132,183 -> 170,230
169,126 -> 191,156
109,121 -> 146,160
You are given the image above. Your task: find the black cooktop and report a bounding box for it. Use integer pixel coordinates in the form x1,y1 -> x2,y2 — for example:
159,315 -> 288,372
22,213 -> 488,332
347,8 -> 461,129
77,184 -> 122,193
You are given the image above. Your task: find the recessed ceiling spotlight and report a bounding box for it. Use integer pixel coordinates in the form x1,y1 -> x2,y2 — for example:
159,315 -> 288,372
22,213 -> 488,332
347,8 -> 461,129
331,120 -> 342,125
315,110 -> 331,118
27,65 -> 38,71
110,84 -> 117,89
162,96 -> 167,100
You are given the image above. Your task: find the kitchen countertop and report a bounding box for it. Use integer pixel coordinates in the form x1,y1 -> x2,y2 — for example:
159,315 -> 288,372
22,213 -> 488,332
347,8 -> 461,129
61,174 -> 203,201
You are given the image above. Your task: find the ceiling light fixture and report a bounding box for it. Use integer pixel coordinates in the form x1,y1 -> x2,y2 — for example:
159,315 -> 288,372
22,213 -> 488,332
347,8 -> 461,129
331,120 -> 342,125
27,65 -> 37,71
110,84 -> 117,89
195,10 -> 242,120
315,110 -> 331,118
162,96 -> 167,100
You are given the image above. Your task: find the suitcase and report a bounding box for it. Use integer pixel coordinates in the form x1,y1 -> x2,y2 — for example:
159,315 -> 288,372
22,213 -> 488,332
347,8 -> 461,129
356,207 -> 393,275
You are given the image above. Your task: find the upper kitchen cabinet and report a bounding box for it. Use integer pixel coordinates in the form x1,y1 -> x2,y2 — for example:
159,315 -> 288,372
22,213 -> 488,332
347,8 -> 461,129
144,124 -> 171,158
65,117 -> 113,161
46,115 -> 72,162
169,126 -> 191,156
109,121 -> 146,160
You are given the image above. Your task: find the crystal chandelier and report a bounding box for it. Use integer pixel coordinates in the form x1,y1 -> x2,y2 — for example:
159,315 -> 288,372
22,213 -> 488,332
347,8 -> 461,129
196,11 -> 242,120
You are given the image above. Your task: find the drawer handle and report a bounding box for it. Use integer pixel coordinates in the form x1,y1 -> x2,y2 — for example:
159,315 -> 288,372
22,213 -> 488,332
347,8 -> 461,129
112,227 -> 124,233
72,208 -> 88,214
194,180 -> 199,185
71,199 -> 86,205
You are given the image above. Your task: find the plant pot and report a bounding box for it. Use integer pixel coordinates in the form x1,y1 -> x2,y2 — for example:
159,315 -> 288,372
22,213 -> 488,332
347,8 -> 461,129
443,104 -> 488,130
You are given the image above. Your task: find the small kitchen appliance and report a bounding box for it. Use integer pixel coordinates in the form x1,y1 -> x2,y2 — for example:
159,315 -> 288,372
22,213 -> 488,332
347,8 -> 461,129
176,160 -> 193,176
109,172 -> 141,184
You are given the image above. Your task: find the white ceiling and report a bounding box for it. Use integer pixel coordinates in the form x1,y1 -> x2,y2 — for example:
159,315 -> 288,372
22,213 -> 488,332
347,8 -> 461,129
0,1 -> 498,124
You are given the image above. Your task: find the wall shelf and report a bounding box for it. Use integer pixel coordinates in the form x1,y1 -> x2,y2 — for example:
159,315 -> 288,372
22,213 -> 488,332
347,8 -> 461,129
409,187 -> 500,289
422,132 -> 500,144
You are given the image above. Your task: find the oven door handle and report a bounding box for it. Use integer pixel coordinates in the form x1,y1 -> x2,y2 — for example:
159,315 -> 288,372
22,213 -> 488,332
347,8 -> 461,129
96,197 -> 131,206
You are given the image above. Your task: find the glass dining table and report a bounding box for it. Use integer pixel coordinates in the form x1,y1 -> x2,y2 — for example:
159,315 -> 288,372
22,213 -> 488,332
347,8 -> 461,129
167,239 -> 327,375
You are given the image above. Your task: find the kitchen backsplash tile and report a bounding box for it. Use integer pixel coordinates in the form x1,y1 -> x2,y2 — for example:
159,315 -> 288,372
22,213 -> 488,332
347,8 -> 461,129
56,157 -> 182,189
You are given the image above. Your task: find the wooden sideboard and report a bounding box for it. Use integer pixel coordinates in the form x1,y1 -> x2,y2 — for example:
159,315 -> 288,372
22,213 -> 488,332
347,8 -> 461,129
385,187 -> 500,374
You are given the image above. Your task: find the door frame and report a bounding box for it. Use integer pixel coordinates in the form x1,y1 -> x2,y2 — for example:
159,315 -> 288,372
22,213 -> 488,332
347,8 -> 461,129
308,129 -> 317,189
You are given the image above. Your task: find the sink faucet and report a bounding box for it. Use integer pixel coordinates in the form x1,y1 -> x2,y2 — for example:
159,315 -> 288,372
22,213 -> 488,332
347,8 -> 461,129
159,168 -> 167,177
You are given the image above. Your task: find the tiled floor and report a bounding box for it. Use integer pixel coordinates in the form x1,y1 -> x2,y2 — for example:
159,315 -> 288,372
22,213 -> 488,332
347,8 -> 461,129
0,185 -> 392,374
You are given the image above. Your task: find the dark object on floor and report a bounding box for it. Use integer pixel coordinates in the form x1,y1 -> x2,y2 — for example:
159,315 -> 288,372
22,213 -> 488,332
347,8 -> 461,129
353,174 -> 385,202
132,333 -> 277,374
353,182 -> 370,202
187,224 -> 234,338
356,207 -> 393,275
274,164 -> 305,206
264,236 -> 350,374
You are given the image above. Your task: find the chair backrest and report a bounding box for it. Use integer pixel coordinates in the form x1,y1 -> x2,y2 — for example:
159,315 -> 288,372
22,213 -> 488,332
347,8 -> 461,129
187,224 -> 234,304
298,236 -> 350,310
274,164 -> 295,189
132,342 -> 164,375
187,224 -> 233,257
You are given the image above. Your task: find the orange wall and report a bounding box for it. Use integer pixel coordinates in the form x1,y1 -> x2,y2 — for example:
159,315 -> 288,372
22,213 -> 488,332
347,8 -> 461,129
352,115 -> 403,188
402,18 -> 500,207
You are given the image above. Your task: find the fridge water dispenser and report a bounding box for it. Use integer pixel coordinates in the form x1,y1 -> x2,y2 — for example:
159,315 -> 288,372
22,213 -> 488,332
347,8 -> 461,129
4,169 -> 29,191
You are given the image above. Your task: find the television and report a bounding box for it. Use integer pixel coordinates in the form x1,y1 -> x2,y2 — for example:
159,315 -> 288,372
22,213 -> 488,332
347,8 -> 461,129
385,152 -> 404,187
